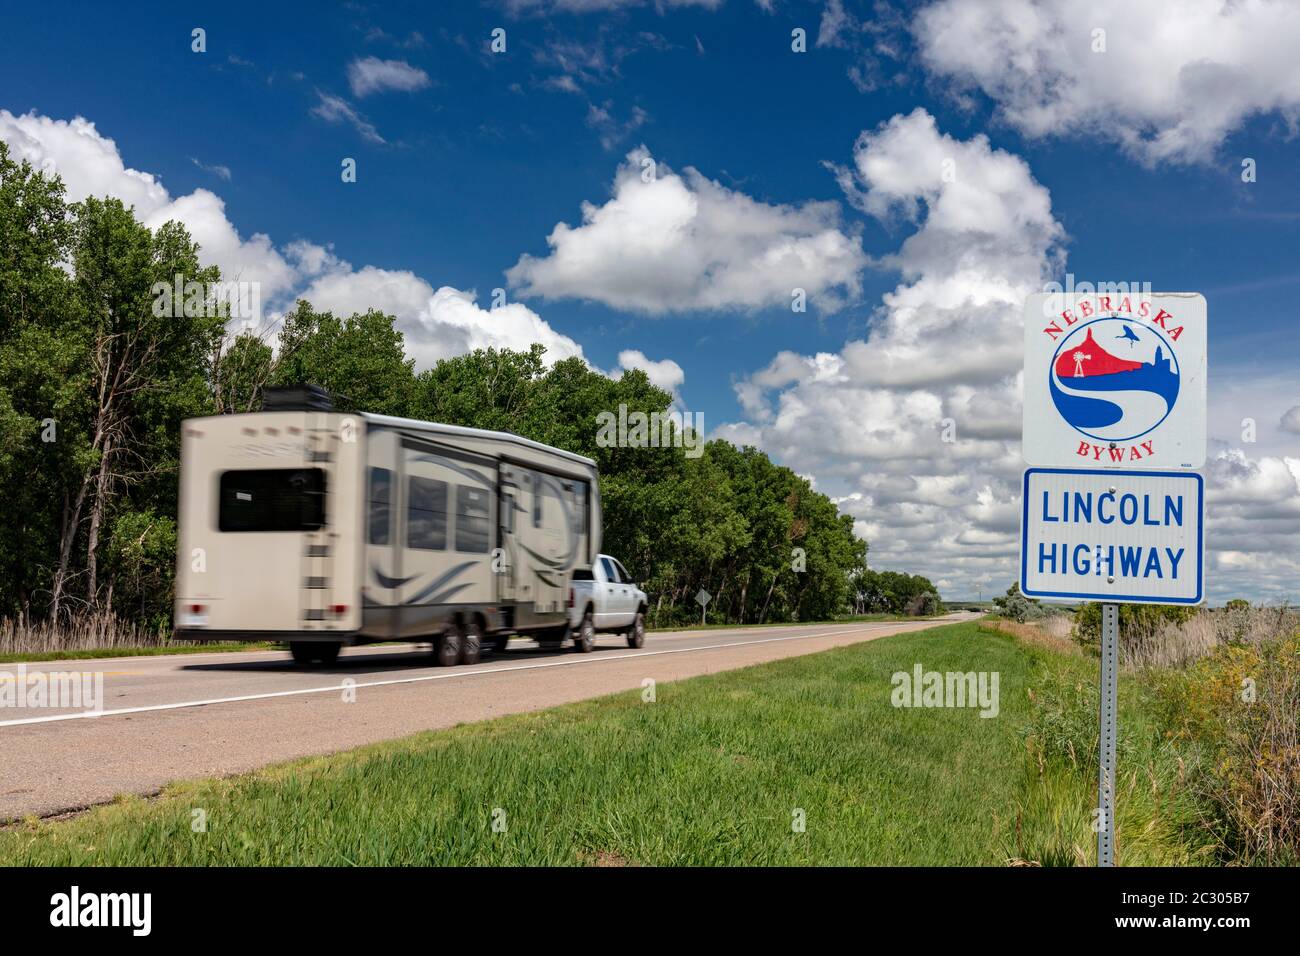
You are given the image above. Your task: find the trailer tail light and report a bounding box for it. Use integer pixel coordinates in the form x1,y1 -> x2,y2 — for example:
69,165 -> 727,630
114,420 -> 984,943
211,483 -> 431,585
567,587 -> 574,609
331,604 -> 348,616
181,603 -> 209,627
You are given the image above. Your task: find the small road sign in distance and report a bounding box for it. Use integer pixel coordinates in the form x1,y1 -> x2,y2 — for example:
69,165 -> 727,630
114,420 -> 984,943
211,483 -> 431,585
1020,467 -> 1204,605
1023,292 -> 1206,469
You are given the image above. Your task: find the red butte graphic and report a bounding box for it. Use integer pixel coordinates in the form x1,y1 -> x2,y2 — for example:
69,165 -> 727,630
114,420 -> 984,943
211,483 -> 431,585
1022,293 -> 1206,470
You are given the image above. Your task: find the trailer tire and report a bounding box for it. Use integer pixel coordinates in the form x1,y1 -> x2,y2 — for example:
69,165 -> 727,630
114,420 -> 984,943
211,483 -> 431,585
289,642 -> 341,666
460,617 -> 484,665
433,629 -> 461,667
626,612 -> 646,649
573,610 -> 596,653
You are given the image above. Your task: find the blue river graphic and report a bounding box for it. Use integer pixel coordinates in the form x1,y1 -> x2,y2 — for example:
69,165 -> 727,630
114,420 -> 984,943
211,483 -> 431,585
1048,323 -> 1180,440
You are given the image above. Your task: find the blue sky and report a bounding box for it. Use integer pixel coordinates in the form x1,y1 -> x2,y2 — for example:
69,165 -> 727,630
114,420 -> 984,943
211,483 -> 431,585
2,0 -> 1298,601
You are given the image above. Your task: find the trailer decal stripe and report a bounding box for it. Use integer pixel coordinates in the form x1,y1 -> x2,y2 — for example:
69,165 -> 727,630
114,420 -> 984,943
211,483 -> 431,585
401,561 -> 476,604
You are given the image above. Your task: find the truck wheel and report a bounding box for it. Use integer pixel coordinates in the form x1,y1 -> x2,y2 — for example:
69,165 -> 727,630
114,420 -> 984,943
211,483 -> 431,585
626,612 -> 646,649
574,611 -> 596,653
289,642 -> 340,666
433,629 -> 461,667
460,617 -> 483,665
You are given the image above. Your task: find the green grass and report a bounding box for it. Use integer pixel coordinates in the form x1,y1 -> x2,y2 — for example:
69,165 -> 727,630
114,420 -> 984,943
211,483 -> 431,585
1003,628 -> 1218,867
0,621 -> 1210,866
0,642 -> 276,664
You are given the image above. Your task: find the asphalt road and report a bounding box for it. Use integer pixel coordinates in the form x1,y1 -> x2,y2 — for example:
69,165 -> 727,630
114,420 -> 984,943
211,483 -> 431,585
0,614 -> 974,820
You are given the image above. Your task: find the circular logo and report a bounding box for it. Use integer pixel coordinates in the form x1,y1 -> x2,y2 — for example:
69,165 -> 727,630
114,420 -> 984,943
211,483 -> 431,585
1048,317 -> 1180,443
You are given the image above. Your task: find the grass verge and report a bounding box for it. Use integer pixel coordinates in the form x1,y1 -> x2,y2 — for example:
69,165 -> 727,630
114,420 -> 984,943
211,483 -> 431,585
0,620 -> 1209,866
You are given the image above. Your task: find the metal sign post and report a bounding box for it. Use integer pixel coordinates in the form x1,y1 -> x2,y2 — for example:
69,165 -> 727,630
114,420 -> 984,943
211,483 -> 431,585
1097,602 -> 1119,866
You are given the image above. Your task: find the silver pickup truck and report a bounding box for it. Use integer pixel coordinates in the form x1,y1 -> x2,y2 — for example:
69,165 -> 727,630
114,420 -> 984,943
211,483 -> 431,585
567,553 -> 648,653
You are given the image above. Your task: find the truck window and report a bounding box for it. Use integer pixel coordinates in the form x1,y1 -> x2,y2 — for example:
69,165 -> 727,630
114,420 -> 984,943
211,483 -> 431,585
407,476 -> 448,551
368,467 -> 392,545
455,485 -> 490,553
600,557 -> 620,583
218,469 -> 326,532
571,567 -> 594,581
613,558 -> 632,584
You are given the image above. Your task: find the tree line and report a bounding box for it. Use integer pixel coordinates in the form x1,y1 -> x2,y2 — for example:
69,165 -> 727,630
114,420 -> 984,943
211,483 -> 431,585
1,143 -> 938,633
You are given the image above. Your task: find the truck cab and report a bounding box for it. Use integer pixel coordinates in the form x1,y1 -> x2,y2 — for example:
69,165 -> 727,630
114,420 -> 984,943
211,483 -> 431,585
567,554 -> 647,653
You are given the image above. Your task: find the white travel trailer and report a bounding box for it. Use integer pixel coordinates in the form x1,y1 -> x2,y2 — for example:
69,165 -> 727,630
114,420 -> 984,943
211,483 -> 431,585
174,388 -> 601,666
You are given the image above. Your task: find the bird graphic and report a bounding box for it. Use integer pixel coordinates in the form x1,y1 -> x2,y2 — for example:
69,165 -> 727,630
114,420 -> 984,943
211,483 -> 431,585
1116,324 -> 1141,347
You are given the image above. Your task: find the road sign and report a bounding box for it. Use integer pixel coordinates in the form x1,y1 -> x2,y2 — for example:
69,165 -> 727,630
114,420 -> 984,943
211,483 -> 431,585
1019,467 -> 1204,605
695,588 -> 712,625
1023,292 -> 1206,469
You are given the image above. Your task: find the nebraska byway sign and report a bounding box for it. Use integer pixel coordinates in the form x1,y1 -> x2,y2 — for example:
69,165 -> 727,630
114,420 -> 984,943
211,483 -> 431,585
1023,292 -> 1206,469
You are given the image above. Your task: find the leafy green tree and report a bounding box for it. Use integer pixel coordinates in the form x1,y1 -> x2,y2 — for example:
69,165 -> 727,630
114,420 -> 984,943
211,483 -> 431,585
213,331 -> 275,414
271,301 -> 415,416
851,568 -> 941,616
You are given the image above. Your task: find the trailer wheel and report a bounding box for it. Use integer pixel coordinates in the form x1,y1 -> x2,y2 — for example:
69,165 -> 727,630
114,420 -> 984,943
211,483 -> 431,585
289,642 -> 341,666
626,612 -> 646,649
433,628 -> 461,667
573,610 -> 596,653
460,617 -> 484,665
493,633 -> 510,653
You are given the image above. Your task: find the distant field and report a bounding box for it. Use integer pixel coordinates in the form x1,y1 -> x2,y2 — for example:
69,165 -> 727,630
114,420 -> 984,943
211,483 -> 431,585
656,612 -> 933,632
0,621 -> 1212,866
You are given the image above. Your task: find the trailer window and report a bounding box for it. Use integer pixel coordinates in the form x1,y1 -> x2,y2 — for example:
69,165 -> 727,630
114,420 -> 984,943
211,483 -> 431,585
501,491 -> 516,534
218,469 -> 326,532
564,480 -> 588,537
368,467 -> 392,545
455,485 -> 490,553
407,476 -> 448,551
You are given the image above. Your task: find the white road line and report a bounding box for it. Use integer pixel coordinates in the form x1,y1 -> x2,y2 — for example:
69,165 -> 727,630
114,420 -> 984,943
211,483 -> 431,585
0,623 -> 915,728
7,623 -> 873,671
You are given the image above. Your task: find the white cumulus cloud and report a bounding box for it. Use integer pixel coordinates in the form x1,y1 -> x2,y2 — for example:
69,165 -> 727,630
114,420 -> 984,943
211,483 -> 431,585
346,56 -> 431,97
913,0 -> 1300,165
615,349 -> 685,397
506,146 -> 869,314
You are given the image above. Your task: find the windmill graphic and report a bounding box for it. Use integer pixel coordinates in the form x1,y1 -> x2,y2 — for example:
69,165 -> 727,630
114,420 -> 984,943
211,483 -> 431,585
1072,350 -> 1091,377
